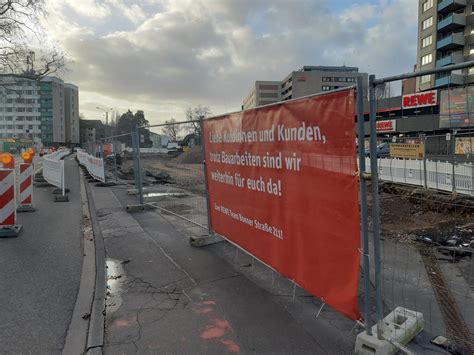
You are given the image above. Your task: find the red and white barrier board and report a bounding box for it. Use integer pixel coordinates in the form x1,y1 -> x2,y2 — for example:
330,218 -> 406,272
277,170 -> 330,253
203,89 -> 361,320
18,163 -> 34,208
0,169 -> 16,227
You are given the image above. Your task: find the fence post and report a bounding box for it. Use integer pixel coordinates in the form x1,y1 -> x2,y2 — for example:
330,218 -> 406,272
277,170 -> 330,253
356,77 -> 372,335
113,141 -> 119,182
369,74 -> 384,339
422,135 -> 428,188
200,117 -> 213,236
133,126 -> 144,205
452,133 -> 456,194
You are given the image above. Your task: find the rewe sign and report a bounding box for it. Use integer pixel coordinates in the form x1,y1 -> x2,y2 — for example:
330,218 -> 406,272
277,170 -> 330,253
376,120 -> 396,133
402,90 -> 437,109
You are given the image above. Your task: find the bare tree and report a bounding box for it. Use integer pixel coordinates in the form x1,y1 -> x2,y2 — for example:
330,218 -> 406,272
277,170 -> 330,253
0,0 -> 67,79
184,105 -> 211,136
162,118 -> 182,141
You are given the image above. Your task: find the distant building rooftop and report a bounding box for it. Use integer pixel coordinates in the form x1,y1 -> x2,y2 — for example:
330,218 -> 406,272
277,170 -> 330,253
297,65 -> 359,73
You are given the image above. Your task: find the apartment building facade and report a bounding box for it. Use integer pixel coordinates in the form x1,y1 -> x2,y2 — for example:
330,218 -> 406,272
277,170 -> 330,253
281,66 -> 367,101
0,74 -> 42,144
39,77 -> 80,145
243,81 -> 281,110
417,0 -> 474,91
243,66 -> 367,110
0,75 -> 80,147
64,83 -> 80,144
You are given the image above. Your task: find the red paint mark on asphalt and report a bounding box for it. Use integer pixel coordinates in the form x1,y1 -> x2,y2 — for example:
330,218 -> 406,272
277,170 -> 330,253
193,300 -> 216,314
221,339 -> 240,353
200,319 -> 231,340
112,315 -> 137,328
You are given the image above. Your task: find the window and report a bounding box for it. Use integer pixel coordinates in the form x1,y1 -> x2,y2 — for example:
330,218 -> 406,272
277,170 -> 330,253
472,4 -> 474,13
422,35 -> 432,48
421,53 -> 433,65
322,77 -> 331,82
422,17 -> 433,30
28,125 -> 33,130
470,44 -> 474,55
6,108 -> 12,112
422,0 -> 433,12
321,86 -> 331,91
421,75 -> 431,84
469,67 -> 474,75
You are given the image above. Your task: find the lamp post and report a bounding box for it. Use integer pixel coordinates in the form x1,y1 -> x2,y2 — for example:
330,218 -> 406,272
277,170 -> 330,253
96,106 -> 113,137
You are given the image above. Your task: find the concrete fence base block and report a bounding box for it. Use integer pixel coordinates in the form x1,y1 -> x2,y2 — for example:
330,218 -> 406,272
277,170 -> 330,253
189,234 -> 224,247
53,188 -> 70,194
126,188 -> 138,195
34,182 -> 53,187
54,195 -> 69,202
355,307 -> 423,355
17,204 -> 36,212
126,204 -> 146,212
0,225 -> 23,237
96,182 -> 116,187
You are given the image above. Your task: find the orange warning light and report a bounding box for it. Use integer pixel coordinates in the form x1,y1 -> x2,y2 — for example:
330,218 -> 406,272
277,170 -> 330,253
0,153 -> 14,169
21,151 -> 32,163
27,147 -> 35,156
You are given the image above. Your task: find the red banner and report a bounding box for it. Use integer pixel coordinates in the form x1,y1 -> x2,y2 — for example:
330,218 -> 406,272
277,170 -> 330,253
203,89 -> 360,320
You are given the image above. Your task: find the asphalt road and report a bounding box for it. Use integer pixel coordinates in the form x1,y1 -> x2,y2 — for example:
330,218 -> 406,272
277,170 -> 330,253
0,156 -> 83,353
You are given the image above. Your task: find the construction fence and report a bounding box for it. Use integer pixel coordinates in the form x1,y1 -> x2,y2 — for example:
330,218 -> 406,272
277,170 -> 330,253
80,64 -> 474,354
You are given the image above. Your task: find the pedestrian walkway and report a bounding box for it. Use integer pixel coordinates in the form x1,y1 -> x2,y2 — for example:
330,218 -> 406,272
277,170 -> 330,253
87,181 -> 359,354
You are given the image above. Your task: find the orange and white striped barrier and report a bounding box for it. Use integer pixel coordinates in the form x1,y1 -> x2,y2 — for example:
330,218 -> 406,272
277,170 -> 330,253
17,151 -> 35,212
0,153 -> 22,237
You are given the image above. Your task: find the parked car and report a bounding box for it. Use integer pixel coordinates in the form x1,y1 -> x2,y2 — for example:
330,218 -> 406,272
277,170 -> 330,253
366,142 -> 390,158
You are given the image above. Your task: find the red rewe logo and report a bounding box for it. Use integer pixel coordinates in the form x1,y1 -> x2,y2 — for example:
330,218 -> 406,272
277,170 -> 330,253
402,90 -> 438,109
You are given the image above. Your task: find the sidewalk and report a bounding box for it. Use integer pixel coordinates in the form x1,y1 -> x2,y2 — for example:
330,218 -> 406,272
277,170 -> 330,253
86,181 -> 359,354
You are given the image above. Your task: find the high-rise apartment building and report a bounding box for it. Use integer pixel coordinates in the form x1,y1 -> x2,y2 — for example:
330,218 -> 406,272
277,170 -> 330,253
0,74 -> 80,147
64,84 -> 80,144
416,0 -> 474,91
0,74 -> 41,144
40,77 -> 65,144
243,66 -> 367,110
39,77 -> 80,145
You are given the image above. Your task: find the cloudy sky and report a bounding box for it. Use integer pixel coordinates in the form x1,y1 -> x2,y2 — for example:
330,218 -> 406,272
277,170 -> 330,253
41,0 -> 417,125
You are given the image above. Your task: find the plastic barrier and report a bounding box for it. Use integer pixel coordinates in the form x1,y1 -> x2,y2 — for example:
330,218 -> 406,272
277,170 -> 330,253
361,157 -> 474,196
43,149 -> 70,200
76,149 -> 106,182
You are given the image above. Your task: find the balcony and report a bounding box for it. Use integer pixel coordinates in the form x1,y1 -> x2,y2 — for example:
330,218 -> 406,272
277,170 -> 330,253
436,32 -> 465,50
437,13 -> 466,32
436,52 -> 464,67
435,73 -> 464,87
438,0 -> 467,14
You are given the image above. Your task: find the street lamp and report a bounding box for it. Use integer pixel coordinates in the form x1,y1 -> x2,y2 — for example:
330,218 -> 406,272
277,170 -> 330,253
96,106 -> 113,137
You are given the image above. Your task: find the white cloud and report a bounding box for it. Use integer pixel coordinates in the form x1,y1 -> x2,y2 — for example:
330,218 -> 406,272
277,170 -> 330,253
41,0 -> 418,123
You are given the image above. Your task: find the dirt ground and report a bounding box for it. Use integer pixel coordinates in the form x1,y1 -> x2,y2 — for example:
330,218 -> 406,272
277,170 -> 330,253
119,150 -> 206,195
368,182 -> 474,245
